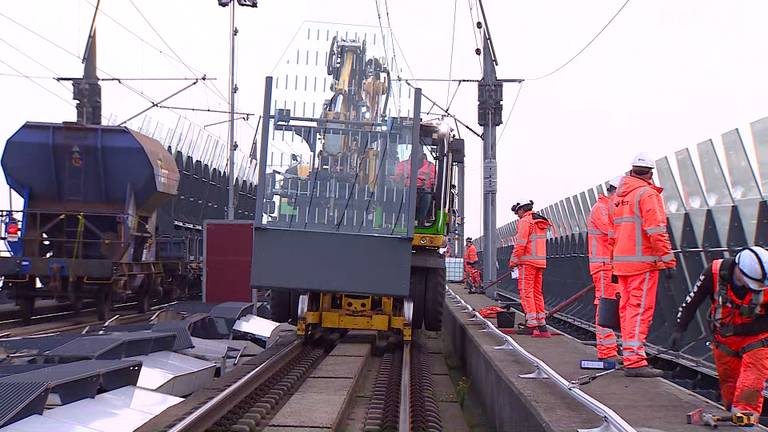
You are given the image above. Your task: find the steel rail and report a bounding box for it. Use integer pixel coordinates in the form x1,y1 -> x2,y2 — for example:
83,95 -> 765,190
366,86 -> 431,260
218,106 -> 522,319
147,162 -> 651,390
168,339 -> 302,432
446,287 -> 636,432
399,342 -> 411,432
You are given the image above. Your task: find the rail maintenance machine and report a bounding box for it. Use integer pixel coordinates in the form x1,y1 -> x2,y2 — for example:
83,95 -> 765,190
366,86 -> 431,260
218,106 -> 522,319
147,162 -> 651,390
249,36 -> 463,349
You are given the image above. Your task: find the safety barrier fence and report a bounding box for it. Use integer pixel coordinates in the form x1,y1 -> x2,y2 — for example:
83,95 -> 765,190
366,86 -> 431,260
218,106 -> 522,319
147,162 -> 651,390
446,287 -> 636,432
113,114 -> 259,229
476,116 -> 768,373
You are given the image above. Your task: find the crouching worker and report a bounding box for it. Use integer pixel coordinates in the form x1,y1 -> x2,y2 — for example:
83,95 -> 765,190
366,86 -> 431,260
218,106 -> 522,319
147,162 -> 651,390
670,246 -> 768,423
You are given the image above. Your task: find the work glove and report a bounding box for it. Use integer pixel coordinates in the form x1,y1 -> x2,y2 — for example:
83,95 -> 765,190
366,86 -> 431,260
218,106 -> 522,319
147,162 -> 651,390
668,331 -> 683,351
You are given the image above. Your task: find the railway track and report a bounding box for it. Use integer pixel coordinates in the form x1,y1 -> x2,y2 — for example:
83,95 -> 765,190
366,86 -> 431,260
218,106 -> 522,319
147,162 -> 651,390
0,301 -> 175,338
153,334 -> 446,432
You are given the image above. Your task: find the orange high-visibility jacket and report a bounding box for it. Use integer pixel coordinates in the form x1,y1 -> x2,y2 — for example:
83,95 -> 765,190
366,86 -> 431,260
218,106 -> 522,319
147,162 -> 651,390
394,159 -> 436,189
610,175 -> 676,275
510,211 -> 552,268
588,194 -> 615,275
710,259 -> 768,337
464,244 -> 478,263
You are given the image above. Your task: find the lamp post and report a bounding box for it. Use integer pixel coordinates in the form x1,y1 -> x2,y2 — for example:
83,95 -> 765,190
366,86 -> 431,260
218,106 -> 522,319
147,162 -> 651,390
218,0 -> 257,220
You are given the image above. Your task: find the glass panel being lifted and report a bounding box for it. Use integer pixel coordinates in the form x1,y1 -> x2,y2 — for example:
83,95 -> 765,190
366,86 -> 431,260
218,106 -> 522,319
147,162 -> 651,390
255,23 -> 422,238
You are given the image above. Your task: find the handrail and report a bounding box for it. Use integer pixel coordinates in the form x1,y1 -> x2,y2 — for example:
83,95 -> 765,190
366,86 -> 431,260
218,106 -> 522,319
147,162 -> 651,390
446,287 -> 636,432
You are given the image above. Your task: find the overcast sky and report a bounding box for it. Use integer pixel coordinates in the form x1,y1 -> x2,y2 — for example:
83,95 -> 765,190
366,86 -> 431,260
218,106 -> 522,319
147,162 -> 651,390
0,0 -> 766,237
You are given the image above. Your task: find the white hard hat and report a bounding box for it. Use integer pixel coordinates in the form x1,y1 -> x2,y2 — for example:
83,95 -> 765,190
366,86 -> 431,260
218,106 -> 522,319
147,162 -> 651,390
735,247 -> 768,290
631,152 -> 656,169
608,176 -> 622,189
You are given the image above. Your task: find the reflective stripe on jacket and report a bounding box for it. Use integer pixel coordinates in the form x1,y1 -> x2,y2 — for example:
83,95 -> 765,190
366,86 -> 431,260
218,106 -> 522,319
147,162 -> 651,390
610,175 -> 676,275
588,194 -> 615,275
510,211 -> 552,268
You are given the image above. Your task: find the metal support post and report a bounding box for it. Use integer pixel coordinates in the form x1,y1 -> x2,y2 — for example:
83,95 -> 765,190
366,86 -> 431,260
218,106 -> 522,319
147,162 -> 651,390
457,161 -> 465,257
227,2 -> 238,220
478,37 -> 502,283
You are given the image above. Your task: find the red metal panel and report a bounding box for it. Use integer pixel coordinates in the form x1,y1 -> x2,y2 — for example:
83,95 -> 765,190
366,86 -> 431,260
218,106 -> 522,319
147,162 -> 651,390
204,221 -> 254,303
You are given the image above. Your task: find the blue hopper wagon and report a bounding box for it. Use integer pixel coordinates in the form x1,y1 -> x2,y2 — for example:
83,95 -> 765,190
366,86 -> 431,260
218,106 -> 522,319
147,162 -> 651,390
0,121 -> 184,321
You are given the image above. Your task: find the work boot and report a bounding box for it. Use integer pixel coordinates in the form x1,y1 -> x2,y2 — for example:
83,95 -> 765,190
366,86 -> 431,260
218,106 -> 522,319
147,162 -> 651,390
624,366 -> 663,378
532,326 -> 551,338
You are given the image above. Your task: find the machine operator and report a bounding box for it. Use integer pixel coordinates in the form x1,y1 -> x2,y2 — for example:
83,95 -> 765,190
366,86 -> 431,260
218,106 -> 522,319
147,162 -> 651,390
392,149 -> 436,225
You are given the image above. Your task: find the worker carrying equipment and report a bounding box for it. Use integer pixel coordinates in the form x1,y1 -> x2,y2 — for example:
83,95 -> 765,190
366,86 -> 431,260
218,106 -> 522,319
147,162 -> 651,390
610,153 -> 676,378
587,176 -> 621,360
509,200 -> 553,337
464,237 -> 482,292
672,246 -> 768,421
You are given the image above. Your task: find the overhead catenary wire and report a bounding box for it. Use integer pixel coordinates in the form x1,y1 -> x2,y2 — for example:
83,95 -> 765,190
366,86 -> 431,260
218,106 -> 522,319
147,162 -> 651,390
127,0 -> 229,106
0,36 -> 71,93
528,0 -> 631,81
83,0 -> 231,109
0,9 -> 234,160
373,0 -> 399,113
497,82 -> 524,143
466,0 -> 483,73
403,79 -> 481,139
0,72 -> 56,80
446,0 -> 458,106
0,58 -> 73,106
0,10 -> 150,102
374,0 -> 392,73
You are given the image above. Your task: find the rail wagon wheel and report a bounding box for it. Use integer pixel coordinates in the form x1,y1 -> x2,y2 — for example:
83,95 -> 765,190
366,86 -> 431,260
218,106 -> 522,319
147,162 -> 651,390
137,277 -> 151,314
68,278 -> 83,314
96,286 -> 112,321
161,273 -> 181,302
423,266 -> 446,332
410,267 -> 426,330
269,288 -> 298,323
14,281 -> 35,324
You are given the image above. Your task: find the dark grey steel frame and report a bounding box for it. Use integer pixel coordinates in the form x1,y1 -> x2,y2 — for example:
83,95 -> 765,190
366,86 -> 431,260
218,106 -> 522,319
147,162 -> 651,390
251,76 -> 423,297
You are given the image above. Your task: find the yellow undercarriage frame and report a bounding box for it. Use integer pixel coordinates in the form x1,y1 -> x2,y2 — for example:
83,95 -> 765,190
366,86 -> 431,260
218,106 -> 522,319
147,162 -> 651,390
297,292 -> 412,341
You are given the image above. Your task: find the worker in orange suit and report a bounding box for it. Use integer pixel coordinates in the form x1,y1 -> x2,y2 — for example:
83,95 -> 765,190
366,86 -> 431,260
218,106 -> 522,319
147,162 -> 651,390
671,247 -> 768,423
392,150 -> 436,225
610,152 -> 676,377
588,176 -> 621,361
509,201 -> 553,337
463,237 -> 482,292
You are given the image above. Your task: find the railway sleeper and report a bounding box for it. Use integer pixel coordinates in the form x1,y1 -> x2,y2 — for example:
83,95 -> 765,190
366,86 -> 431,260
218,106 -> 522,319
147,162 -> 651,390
208,346 -> 325,432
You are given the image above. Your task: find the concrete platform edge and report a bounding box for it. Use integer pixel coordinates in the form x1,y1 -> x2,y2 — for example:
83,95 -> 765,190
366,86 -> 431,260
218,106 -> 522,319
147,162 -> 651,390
442,295 -> 602,432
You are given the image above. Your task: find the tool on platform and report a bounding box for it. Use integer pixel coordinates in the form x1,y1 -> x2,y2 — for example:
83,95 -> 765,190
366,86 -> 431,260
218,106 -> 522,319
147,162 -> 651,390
579,359 -> 618,370
686,408 -> 757,428
572,334 -> 710,386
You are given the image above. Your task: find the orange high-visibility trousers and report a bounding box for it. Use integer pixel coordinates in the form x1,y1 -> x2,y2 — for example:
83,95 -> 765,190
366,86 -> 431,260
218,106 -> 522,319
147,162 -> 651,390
592,269 -> 619,359
618,271 -> 659,367
464,263 -> 481,288
519,264 -> 546,327
713,334 -> 768,416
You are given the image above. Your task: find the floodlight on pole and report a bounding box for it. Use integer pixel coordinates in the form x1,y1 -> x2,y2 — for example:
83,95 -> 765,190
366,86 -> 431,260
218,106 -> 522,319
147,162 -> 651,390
217,0 -> 257,220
